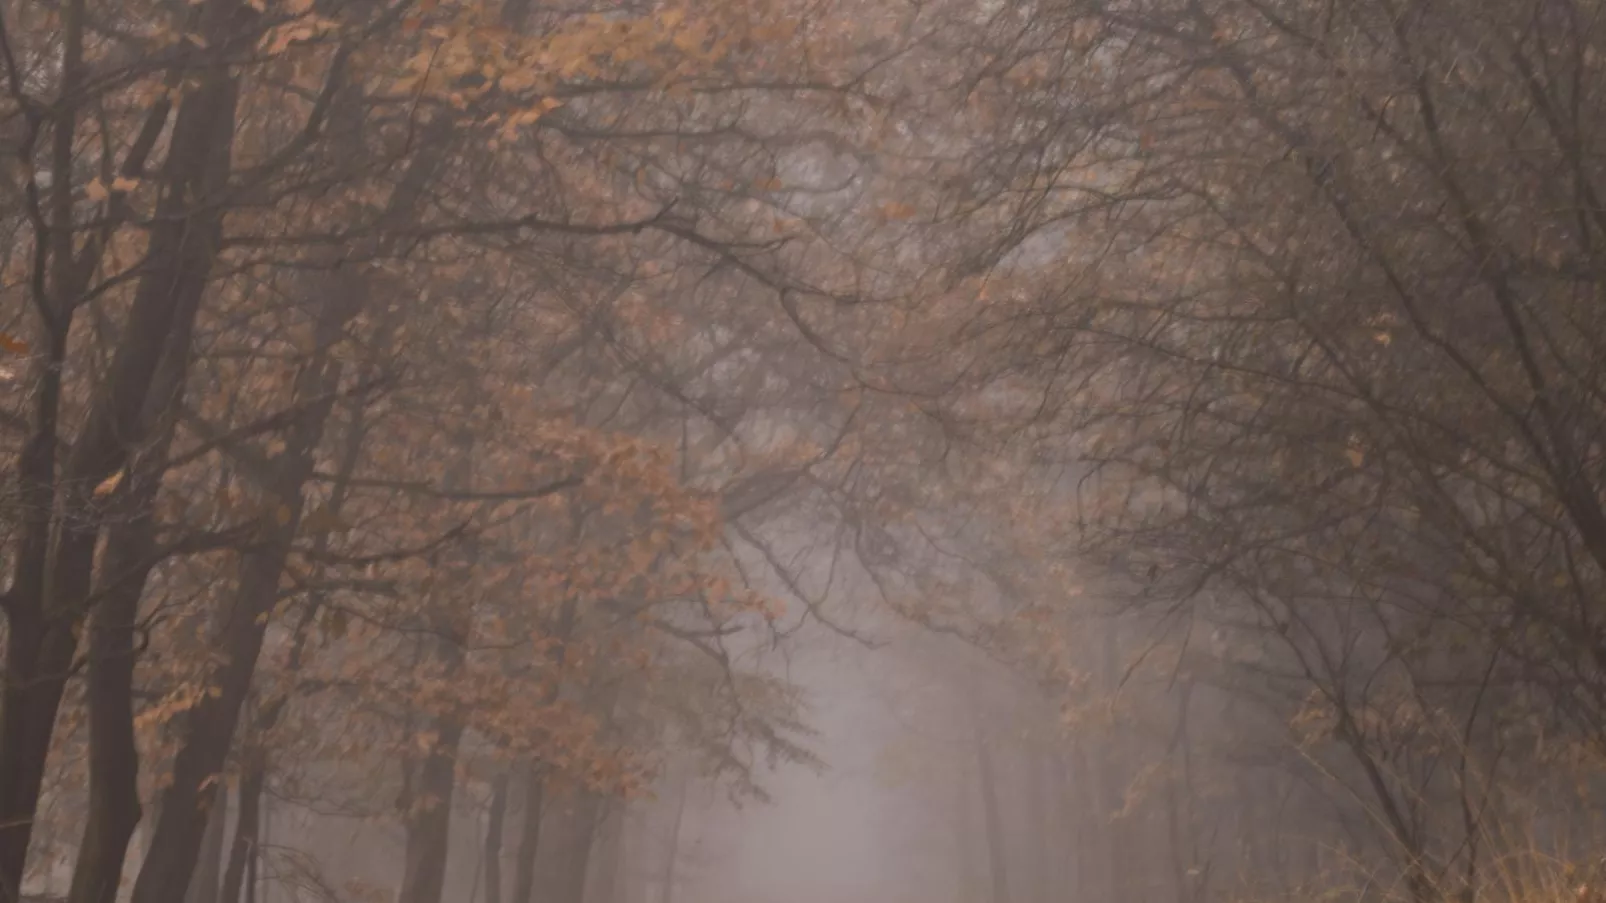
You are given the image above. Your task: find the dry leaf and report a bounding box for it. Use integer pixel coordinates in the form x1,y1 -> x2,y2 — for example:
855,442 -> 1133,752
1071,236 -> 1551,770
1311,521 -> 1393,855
877,200 -> 917,220
94,469 -> 125,498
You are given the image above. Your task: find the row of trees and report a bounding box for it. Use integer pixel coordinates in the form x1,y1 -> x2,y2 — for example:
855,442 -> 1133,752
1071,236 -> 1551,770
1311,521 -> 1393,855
7,0 -> 1606,899
886,0 -> 1606,900
0,0 -> 939,898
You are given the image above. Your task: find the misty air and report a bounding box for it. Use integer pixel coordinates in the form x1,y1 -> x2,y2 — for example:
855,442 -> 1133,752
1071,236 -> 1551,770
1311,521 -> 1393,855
0,0 -> 1599,902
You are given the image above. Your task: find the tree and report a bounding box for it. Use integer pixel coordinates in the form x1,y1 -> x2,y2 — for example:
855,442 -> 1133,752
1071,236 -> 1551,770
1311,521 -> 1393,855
910,0 -> 1606,897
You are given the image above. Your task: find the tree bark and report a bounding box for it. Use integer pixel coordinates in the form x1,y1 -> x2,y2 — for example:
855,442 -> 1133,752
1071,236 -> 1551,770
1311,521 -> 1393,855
0,0 -> 240,890
64,471 -> 159,903
185,784 -> 228,903
484,775 -> 509,903
67,198 -> 213,901
976,731 -> 1013,903
219,753 -> 264,903
512,766 -> 546,903
129,255 -> 359,903
657,778 -> 689,903
63,526 -> 147,903
395,714 -> 467,903
395,430 -> 478,903
545,793 -> 603,903
586,805 -> 623,903
0,0 -> 84,874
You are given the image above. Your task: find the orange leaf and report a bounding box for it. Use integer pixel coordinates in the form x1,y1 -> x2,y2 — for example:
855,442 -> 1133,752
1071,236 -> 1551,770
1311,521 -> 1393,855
877,200 -> 917,221
93,469 -> 125,498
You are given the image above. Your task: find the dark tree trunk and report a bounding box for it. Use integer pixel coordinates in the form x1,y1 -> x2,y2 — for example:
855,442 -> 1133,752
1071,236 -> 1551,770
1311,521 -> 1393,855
0,0 -> 86,880
548,793 -> 603,903
63,542 -> 146,903
129,260 -> 358,903
128,378 -> 339,903
68,232 -> 204,903
62,523 -> 150,903
217,364 -> 369,903
396,431 -> 477,903
243,822 -> 258,903
512,767 -> 546,903
395,715 -> 467,903
484,775 -> 509,903
220,753 -> 264,903
0,0 -> 238,888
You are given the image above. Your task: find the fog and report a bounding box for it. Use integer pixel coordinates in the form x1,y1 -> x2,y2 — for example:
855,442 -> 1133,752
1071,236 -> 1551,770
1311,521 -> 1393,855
8,0 -> 1606,900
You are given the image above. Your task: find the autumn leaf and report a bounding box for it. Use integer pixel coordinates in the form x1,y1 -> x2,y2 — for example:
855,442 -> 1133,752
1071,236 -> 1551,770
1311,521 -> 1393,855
1344,438 -> 1365,468
93,469 -> 125,499
876,200 -> 918,221
0,333 -> 29,354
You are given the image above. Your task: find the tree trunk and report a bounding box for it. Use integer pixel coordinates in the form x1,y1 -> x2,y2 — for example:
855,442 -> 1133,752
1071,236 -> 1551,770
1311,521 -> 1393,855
129,264 -> 357,903
0,0 -> 239,889
395,714 -> 466,903
185,784 -> 228,903
67,211 -> 209,903
0,0 -> 87,881
512,767 -> 546,903
1024,747 -> 1050,903
64,496 -> 154,903
1094,621 -> 1130,903
553,794 -> 602,903
244,819 -> 258,903
511,592 -> 584,903
658,778 -> 689,903
976,731 -> 1013,903
585,804 -> 623,903
220,753 -> 264,903
396,431 -> 477,903
484,775 -> 509,903
1060,744 -> 1089,903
